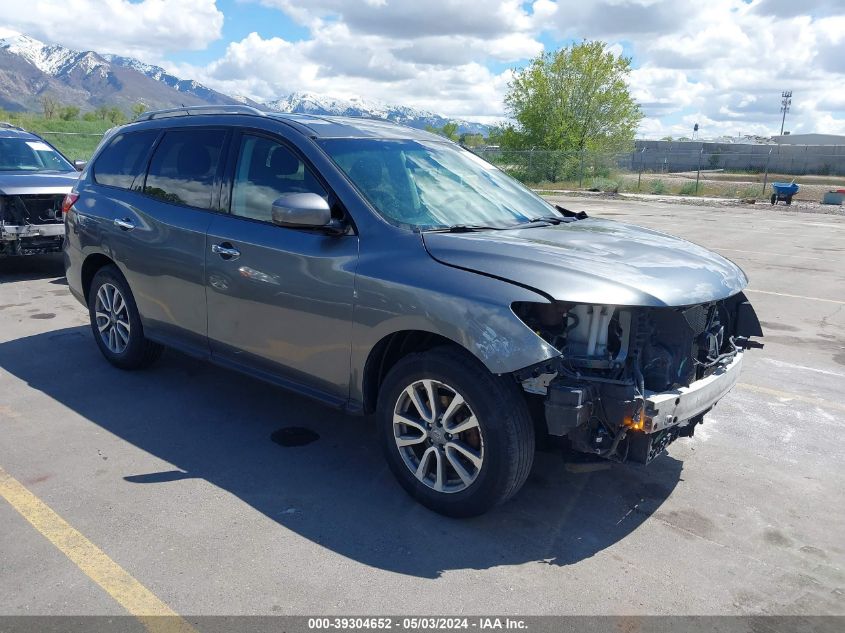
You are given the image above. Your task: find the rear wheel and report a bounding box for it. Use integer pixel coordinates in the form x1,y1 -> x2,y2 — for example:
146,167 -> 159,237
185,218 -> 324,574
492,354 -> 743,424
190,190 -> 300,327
377,346 -> 534,517
88,265 -> 162,369
786,195 -> 793,205
770,194 -> 777,205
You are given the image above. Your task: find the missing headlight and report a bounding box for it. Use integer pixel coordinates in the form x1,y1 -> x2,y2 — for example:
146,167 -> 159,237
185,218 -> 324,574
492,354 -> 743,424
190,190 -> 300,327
513,302 -> 631,369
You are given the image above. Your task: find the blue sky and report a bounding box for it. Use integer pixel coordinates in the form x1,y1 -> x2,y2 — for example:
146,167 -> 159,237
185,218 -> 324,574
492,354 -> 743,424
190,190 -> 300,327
1,0 -> 843,137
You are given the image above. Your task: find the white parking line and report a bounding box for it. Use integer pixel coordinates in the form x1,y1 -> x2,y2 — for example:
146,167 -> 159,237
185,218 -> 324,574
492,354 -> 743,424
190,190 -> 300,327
761,358 -> 845,378
711,248 -> 828,261
743,289 -> 845,305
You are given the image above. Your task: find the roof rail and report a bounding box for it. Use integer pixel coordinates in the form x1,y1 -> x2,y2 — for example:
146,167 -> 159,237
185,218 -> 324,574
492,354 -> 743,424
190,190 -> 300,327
0,121 -> 25,131
133,104 -> 266,122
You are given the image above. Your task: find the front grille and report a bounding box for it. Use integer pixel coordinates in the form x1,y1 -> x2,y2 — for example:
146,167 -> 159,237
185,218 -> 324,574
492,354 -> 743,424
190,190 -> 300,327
682,304 -> 711,336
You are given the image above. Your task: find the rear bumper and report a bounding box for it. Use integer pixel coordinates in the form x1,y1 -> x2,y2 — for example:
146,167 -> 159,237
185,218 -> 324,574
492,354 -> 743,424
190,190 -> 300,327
643,351 -> 743,433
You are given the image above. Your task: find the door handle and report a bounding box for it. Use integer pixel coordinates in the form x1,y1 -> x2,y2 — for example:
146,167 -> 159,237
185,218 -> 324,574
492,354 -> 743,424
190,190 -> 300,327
211,243 -> 241,260
114,218 -> 135,231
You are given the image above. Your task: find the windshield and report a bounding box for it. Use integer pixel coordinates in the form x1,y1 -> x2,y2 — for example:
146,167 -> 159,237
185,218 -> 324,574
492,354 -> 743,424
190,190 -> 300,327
318,138 -> 556,229
0,137 -> 74,172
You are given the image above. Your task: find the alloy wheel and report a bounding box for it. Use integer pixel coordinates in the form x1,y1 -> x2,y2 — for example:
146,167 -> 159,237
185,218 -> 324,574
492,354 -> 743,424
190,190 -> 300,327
392,379 -> 485,493
94,283 -> 131,354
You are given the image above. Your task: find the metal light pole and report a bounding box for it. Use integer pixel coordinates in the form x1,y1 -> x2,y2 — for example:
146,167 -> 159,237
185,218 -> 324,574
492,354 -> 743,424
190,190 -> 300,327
780,91 -> 792,136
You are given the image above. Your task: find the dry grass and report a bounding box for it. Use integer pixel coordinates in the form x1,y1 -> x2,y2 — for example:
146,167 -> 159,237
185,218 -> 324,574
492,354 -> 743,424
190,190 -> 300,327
528,171 -> 844,202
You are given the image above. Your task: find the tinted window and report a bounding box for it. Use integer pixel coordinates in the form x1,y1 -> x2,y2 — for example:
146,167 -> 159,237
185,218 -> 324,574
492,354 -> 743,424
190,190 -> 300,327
144,129 -> 226,209
231,135 -> 327,223
93,130 -> 158,188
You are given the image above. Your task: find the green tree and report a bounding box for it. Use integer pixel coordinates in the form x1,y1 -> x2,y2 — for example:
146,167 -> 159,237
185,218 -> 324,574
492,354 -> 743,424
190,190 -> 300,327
131,102 -> 149,119
501,41 -> 642,154
59,105 -> 80,121
94,105 -> 110,120
425,122 -> 460,141
106,107 -> 126,125
82,111 -> 98,122
460,133 -> 484,148
440,122 -> 459,141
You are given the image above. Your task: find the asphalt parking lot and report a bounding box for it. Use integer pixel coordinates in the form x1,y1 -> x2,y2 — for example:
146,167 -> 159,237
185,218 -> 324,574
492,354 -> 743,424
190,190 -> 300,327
1,196 -> 843,618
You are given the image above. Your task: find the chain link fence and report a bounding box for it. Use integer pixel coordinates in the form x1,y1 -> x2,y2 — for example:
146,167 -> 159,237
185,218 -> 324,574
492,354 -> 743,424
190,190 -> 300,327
474,145 -> 845,199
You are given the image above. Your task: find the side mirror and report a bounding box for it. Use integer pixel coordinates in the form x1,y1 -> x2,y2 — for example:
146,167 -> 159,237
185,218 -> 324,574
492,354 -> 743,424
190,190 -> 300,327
73,160 -> 87,172
271,192 -> 333,229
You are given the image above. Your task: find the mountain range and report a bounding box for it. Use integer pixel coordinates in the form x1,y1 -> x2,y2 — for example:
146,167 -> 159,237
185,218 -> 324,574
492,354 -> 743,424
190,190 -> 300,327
0,33 -> 489,135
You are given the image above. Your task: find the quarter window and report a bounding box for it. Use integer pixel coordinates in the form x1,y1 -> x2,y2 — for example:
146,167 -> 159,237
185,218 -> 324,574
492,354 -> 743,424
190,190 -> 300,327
231,135 -> 327,223
93,130 -> 158,189
144,129 -> 226,209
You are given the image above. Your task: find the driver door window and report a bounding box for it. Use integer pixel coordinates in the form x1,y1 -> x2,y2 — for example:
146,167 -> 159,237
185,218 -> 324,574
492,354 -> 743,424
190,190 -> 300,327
231,135 -> 328,223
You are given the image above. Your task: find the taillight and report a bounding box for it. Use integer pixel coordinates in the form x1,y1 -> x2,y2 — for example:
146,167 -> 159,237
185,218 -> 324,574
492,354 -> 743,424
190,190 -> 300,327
61,193 -> 79,215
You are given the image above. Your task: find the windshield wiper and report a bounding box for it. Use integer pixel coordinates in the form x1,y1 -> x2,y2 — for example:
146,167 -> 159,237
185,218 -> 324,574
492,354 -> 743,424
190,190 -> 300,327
433,224 -> 508,233
555,205 -> 588,219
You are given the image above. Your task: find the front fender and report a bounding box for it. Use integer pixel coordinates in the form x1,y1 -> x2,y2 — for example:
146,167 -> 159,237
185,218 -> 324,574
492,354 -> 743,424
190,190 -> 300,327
349,242 -> 560,405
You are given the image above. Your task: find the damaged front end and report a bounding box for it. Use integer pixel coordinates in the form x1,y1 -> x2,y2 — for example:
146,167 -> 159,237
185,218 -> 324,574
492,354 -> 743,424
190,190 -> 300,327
513,294 -> 763,464
0,194 -> 66,256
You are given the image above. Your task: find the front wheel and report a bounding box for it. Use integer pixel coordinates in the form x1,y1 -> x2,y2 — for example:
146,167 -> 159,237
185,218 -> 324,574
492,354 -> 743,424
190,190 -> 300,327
377,347 -> 534,517
88,265 -> 163,369
770,193 -> 777,205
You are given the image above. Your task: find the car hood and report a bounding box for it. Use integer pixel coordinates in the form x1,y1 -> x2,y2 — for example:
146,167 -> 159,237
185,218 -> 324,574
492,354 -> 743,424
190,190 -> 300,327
0,171 -> 78,195
422,218 -> 748,307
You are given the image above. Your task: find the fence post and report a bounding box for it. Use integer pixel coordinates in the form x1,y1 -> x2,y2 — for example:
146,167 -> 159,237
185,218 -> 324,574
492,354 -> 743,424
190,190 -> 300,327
578,149 -> 585,188
761,148 -> 773,198
695,146 -> 703,194
637,148 -> 646,191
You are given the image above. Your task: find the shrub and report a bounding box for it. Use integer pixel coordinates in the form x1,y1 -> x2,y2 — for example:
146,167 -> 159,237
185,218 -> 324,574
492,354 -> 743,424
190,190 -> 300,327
678,181 -> 698,196
590,177 -> 620,193
650,179 -> 666,194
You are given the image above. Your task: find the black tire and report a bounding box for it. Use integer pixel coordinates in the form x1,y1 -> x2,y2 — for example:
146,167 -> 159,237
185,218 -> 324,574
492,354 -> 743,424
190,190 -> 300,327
87,264 -> 163,369
770,194 -> 777,205
786,195 -> 793,205
377,346 -> 534,517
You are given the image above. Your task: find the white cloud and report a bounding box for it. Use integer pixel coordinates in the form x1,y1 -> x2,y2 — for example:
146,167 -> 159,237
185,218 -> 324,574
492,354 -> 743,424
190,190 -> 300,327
180,2 -> 546,117
7,0 -> 843,137
195,0 -> 837,136
0,0 -> 223,61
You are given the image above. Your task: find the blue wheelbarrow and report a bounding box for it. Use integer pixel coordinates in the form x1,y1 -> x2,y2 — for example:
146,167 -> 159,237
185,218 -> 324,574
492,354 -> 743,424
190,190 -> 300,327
770,181 -> 799,205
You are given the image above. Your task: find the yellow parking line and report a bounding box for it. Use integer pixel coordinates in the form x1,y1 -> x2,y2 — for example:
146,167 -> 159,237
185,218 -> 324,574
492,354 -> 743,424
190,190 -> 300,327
0,466 -> 196,633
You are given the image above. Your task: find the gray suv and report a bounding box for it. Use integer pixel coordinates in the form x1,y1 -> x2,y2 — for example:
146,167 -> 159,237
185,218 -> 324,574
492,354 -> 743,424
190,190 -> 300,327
64,105 -> 762,516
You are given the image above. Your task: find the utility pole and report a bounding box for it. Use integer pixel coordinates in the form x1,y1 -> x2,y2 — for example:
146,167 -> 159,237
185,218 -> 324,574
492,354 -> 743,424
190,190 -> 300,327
780,90 -> 792,136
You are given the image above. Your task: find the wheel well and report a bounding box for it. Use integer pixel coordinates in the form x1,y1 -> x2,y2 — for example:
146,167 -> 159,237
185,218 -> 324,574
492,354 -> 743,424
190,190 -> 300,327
362,331 -> 462,414
80,253 -> 116,303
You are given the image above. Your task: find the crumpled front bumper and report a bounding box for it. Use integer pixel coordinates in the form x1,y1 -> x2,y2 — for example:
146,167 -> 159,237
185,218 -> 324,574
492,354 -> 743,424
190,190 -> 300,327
1,223 -> 65,239
642,351 -> 744,433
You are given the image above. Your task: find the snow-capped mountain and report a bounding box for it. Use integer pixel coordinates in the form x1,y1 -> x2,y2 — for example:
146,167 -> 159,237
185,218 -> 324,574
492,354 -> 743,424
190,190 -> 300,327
1,34 -> 109,78
265,92 -> 489,136
0,33 -> 241,112
0,32 -> 489,136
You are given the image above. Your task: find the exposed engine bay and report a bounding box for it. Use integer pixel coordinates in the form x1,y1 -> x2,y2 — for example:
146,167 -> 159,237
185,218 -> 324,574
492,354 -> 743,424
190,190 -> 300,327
0,194 -> 65,256
513,293 -> 763,464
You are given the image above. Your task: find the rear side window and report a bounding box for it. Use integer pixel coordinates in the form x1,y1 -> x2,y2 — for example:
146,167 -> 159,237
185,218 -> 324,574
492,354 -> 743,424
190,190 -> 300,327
93,130 -> 158,189
143,129 -> 226,209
